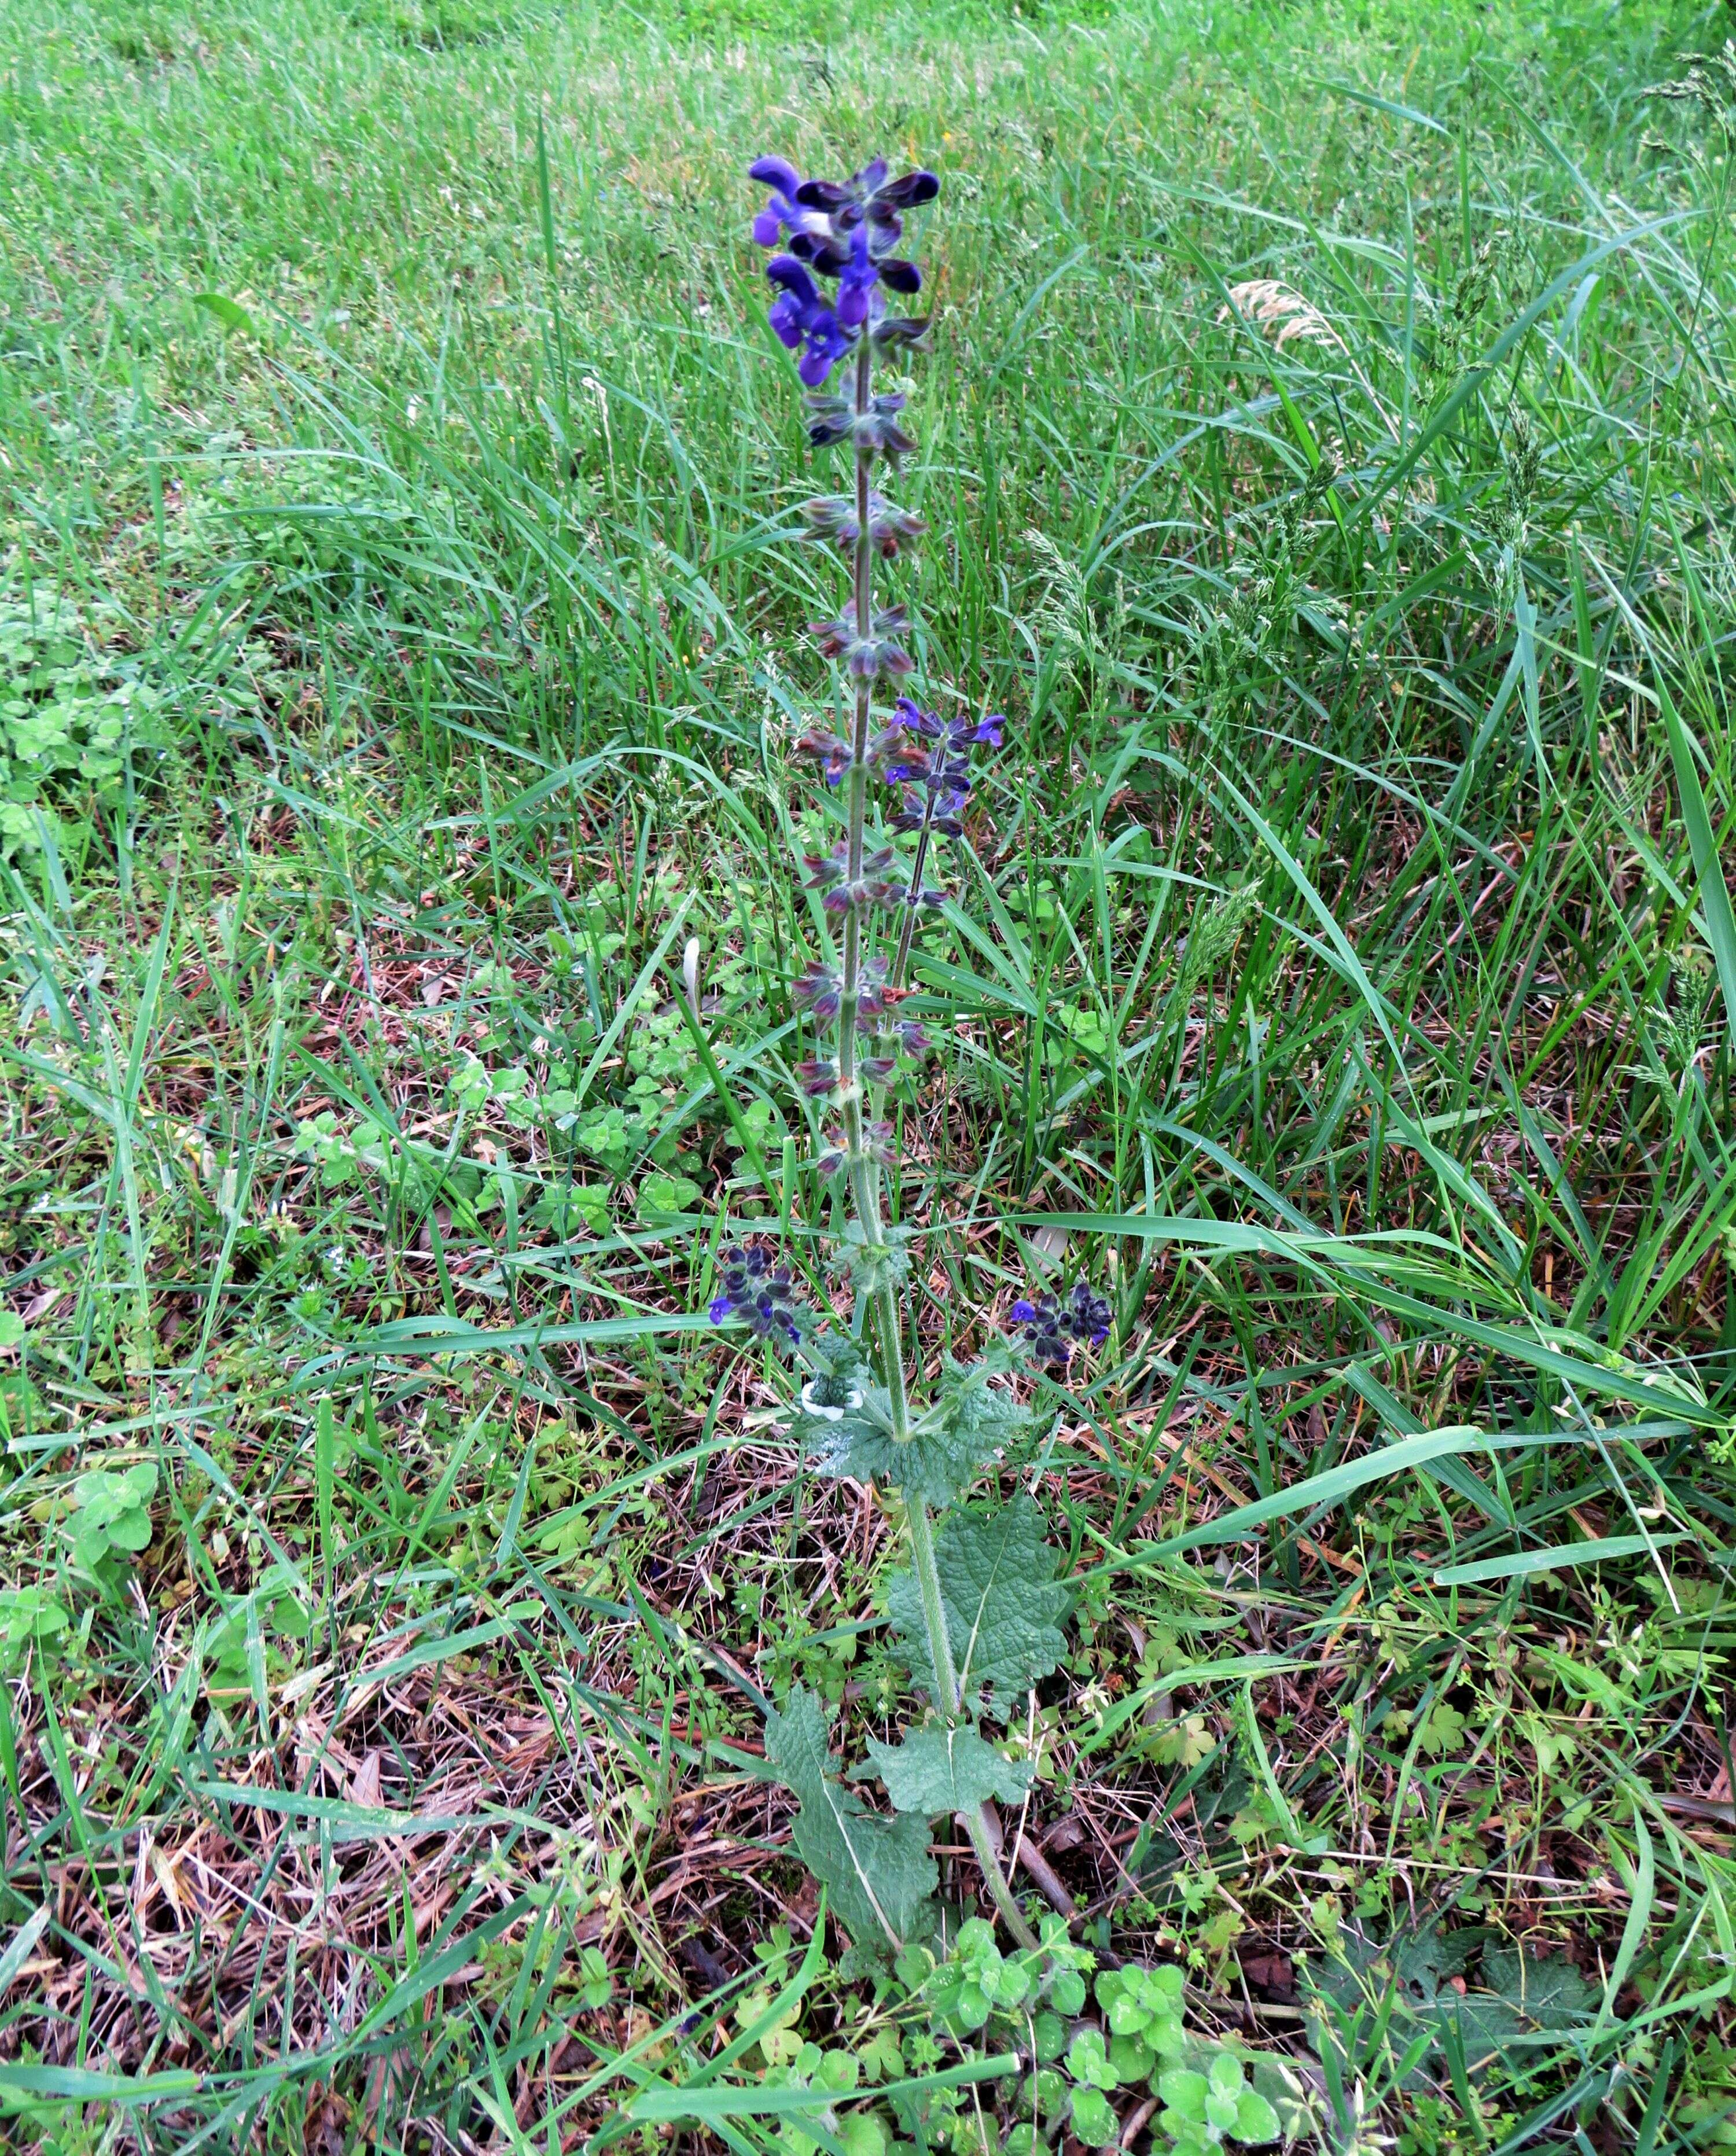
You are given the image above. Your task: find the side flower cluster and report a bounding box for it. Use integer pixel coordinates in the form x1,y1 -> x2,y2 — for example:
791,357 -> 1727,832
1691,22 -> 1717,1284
708,1244 -> 804,1346
796,698 -> 1002,841
1011,1284 -> 1113,1369
884,700 -> 1005,841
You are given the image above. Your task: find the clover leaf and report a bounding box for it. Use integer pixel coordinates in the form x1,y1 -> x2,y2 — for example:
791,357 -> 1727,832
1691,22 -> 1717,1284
69,1462 -> 157,1572
1069,2085 -> 1119,2148
0,1586 -> 70,1673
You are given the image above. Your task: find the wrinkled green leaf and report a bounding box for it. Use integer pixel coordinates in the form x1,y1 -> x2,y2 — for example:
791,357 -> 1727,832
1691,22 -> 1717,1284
1446,1947 -> 1597,2064
859,1724 -> 1033,1816
888,1493 -> 1071,1720
1068,2085 -> 1119,2146
1307,1924 -> 1594,2074
764,1688 -> 937,1952
809,1352 -> 1031,1509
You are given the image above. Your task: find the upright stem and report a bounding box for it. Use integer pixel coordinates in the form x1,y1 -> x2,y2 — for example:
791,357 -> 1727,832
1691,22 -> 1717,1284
837,339 -> 877,1257
832,325 -> 1036,1955
906,1496 -> 1039,1951
889,810 -> 936,992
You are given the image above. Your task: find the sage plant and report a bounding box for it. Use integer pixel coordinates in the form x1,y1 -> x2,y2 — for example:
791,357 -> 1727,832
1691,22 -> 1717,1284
701,151 -> 1106,1965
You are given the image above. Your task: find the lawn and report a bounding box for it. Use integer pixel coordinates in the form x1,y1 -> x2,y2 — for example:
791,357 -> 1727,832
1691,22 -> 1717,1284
2,0 -> 1735,2148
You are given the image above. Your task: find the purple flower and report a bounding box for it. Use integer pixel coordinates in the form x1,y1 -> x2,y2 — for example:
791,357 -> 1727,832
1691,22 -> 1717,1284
793,963 -> 841,1020
748,156 -> 939,374
708,1242 -> 806,1348
766,257 -> 853,388
810,602 -> 913,680
749,156 -> 833,252
1010,1283 -> 1113,1369
837,226 -> 878,329
895,698 -> 1006,756
796,727 -> 854,785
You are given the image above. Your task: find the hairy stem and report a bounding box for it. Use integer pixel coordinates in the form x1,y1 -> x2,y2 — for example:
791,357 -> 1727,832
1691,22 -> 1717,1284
837,341 -> 877,1245
908,1497 -> 1040,1951
904,1496 -> 958,1708
890,802 -> 936,992
830,328 -> 1031,1952
964,1801 -> 1043,1952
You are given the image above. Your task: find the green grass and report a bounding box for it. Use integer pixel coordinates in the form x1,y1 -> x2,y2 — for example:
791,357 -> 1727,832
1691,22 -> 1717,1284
2,0 -> 1736,2147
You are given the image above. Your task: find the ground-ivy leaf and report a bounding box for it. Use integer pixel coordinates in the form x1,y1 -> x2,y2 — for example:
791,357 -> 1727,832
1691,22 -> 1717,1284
858,1724 -> 1034,1815
887,1492 -> 1071,1720
763,1687 -> 937,1952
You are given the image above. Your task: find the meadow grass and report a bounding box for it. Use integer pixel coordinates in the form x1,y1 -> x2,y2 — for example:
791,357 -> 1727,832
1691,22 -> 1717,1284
2,0 -> 1735,2147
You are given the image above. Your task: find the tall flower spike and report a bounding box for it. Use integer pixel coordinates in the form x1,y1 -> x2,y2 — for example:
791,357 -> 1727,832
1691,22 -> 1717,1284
727,155 -> 1055,1960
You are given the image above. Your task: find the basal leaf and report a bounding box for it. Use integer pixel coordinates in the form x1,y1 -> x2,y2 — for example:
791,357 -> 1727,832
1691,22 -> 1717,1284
888,1493 -> 1071,1720
763,1688 -> 937,1952
859,1724 -> 1034,1816
1307,1926 -> 1594,2074
1446,1947 -> 1597,2063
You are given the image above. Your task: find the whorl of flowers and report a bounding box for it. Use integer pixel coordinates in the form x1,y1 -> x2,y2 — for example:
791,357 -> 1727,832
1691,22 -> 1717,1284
749,155 -> 937,386
708,1244 -> 804,1345
1012,1284 -> 1114,1369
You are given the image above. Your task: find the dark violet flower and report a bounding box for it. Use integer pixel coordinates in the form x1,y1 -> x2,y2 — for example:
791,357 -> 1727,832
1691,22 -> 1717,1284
854,958 -> 900,1018
895,697 -> 1007,756
872,314 -> 932,352
1010,1282 -> 1114,1368
749,157 -> 939,385
810,602 -> 913,680
837,226 -> 878,330
802,846 -> 846,895
871,166 -> 941,214
793,962 -> 842,1020
708,1242 -> 806,1347
803,843 -> 900,913
890,785 -> 966,837
795,728 -> 854,785
767,257 -> 853,388
804,391 -> 915,461
800,492 -> 926,556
